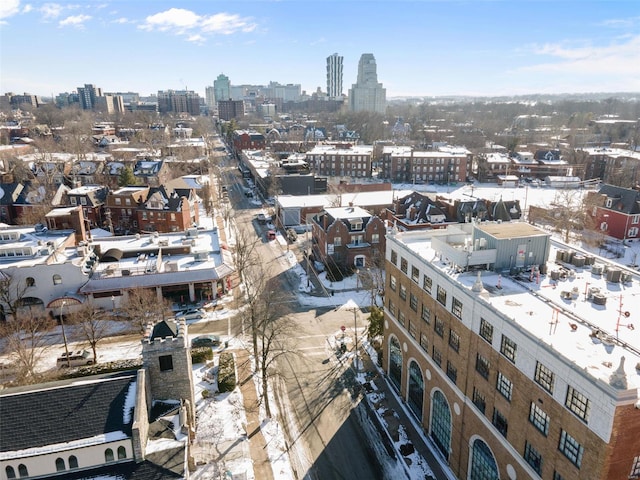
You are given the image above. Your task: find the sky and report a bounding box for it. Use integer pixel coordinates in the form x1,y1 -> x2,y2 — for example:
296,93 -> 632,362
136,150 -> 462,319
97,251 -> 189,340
1,1 -> 639,99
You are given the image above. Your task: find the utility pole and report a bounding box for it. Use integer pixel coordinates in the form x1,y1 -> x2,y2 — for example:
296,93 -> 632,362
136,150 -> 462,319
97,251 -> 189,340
60,301 -> 71,368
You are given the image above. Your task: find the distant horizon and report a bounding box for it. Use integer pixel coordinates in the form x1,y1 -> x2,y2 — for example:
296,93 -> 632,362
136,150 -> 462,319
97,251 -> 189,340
2,1 -> 639,98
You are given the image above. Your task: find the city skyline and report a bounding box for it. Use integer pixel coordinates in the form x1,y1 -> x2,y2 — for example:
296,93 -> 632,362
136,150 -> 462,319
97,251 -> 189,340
1,0 -> 639,99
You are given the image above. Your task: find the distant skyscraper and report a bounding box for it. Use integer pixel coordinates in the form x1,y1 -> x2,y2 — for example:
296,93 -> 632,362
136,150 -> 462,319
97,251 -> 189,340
326,53 -> 343,99
157,90 -> 201,115
348,54 -> 386,114
214,74 -> 231,103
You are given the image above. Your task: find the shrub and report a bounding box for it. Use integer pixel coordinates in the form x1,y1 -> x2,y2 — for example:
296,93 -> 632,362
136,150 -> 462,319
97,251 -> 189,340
202,389 -> 210,399
191,347 -> 213,364
218,352 -> 236,393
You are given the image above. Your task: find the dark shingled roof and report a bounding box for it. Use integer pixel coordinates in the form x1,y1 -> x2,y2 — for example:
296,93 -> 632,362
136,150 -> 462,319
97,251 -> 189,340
0,374 -> 136,453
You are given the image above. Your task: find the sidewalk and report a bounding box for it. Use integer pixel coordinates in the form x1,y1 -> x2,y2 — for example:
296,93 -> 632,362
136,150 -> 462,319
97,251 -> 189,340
235,349 -> 274,480
357,347 -> 455,480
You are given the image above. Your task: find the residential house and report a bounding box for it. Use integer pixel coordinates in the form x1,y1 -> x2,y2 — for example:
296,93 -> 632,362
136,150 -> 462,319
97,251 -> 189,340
232,130 -> 265,152
311,206 -> 386,270
67,185 -> 108,229
0,182 -> 24,224
105,186 -> 150,235
133,159 -> 170,187
137,186 -> 199,233
585,184 -> 640,241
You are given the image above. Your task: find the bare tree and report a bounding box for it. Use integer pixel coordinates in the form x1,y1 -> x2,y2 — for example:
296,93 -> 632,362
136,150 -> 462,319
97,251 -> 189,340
0,312 -> 55,382
120,287 -> 172,334
0,271 -> 31,321
70,302 -> 111,363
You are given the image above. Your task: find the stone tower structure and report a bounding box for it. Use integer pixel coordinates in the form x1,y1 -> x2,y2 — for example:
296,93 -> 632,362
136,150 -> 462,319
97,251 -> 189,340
141,318 -> 195,421
348,53 -> 386,114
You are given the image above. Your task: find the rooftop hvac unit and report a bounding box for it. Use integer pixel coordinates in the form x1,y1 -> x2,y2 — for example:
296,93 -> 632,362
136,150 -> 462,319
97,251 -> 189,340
166,261 -> 179,272
159,239 -> 169,247
606,268 -> 621,283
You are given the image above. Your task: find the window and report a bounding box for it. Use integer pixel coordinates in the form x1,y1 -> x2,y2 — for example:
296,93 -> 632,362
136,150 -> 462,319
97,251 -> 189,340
479,318 -> 493,344
529,402 -> 550,436
391,250 -> 397,265
534,361 -> 555,393
115,197 -> 122,205
423,274 -> 432,293
432,346 -> 442,367
630,456 -> 640,479
448,329 -> 460,352
446,361 -> 457,384
371,233 -> 379,243
408,320 -> 416,338
421,304 -> 431,324
524,442 -> 543,475
388,300 -> 396,317
80,197 -> 87,205
12,465 -> 26,479
472,388 -> 486,414
70,197 -> 77,205
53,274 -> 62,285
411,266 -> 419,283
117,446 -> 127,459
398,311 -> 406,327
55,458 -> 65,471
558,430 -> 584,467
451,297 -> 463,319
399,284 -> 407,300
333,236 -> 342,246
565,386 -> 590,422
500,335 -> 517,363
436,285 -> 447,306
410,293 -> 418,311
434,317 -> 444,337
105,448 -> 114,462
389,275 -> 397,291
170,213 -> 176,221
5,466 -> 15,479
496,372 -> 513,401
420,333 -> 429,352
492,409 -> 508,438
159,354 -> 173,372
68,455 -> 78,469
553,472 -> 565,480
476,353 -> 490,379
400,257 -> 408,273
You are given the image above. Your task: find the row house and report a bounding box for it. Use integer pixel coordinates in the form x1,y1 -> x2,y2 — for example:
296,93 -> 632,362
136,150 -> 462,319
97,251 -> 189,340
306,144 -> 373,178
585,183 -> 640,241
67,185 -> 108,229
384,223 -> 640,480
381,146 -> 471,184
133,159 -> 171,187
232,130 -> 266,152
311,205 -> 386,270
105,186 -> 149,234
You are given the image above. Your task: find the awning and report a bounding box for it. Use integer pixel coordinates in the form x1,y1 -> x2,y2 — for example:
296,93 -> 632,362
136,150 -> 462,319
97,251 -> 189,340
47,296 -> 84,308
101,248 -> 123,262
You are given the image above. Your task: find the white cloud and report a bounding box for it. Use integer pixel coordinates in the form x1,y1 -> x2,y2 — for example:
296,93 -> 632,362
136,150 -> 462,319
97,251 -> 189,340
58,13 -> 91,28
0,0 -> 21,20
523,35 -> 640,76
112,17 -> 132,25
40,2 -> 64,19
22,4 -> 32,13
139,8 -> 256,41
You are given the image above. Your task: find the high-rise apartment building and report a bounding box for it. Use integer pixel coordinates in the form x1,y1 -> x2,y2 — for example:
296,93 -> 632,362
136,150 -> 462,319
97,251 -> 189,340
214,74 -> 231,103
384,222 -> 640,480
217,100 -> 245,121
348,54 -> 386,113
157,90 -> 201,115
77,84 -> 103,110
326,53 -> 343,99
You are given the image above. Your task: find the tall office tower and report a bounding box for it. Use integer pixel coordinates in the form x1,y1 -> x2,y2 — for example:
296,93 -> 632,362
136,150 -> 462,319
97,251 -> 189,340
326,53 -> 343,99
348,54 -> 386,113
205,86 -> 216,110
214,74 -> 231,103
77,84 -> 103,110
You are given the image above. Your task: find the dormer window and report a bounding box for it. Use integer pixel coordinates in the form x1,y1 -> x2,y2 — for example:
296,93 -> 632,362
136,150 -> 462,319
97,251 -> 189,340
70,197 -> 77,205
605,198 -> 613,208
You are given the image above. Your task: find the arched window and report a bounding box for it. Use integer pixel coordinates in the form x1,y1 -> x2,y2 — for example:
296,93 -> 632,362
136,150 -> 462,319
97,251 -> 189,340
55,457 -> 65,471
430,390 -> 452,461
17,464 -> 28,478
105,448 -> 114,462
68,455 -> 78,469
53,274 -> 62,285
117,446 -> 126,459
407,360 -> 424,421
5,466 -> 16,479
388,336 -> 403,391
469,439 -> 499,480
26,277 -> 35,287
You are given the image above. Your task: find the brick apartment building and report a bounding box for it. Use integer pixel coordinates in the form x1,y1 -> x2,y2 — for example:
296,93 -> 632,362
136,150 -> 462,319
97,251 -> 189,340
384,222 -> 640,480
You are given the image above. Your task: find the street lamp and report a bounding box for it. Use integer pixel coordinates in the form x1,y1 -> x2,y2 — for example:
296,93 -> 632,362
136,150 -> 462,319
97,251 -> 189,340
346,305 -> 361,372
111,295 -> 116,312
59,300 -> 71,368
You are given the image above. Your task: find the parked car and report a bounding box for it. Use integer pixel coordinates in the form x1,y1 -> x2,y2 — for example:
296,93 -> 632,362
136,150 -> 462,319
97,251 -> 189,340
191,335 -> 221,348
175,308 -> 206,321
57,350 -> 94,368
266,230 -> 276,241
